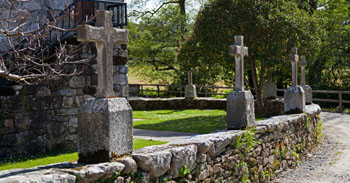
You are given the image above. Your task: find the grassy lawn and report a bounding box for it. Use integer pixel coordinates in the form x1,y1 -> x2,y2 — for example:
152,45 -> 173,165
133,109 -> 264,134
0,139 -> 167,171
133,110 -> 226,134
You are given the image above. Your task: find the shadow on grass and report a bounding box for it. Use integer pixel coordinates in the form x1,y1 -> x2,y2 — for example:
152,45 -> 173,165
134,115 -> 227,134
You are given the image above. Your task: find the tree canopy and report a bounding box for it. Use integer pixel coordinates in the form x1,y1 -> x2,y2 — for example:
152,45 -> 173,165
178,0 -> 320,114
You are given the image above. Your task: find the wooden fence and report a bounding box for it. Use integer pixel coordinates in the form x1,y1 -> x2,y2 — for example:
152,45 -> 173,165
129,84 -> 350,112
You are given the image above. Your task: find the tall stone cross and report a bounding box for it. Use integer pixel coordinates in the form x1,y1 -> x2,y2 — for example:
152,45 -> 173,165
300,56 -> 307,86
229,36 -> 248,91
188,68 -> 198,85
290,47 -> 299,87
77,10 -> 128,98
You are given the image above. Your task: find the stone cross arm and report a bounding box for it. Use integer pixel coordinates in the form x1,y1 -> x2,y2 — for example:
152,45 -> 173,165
77,25 -> 129,44
229,36 -> 248,57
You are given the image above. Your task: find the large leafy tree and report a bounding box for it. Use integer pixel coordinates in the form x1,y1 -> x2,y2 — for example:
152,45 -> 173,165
128,5 -> 190,83
179,0 -> 320,115
309,0 -> 350,90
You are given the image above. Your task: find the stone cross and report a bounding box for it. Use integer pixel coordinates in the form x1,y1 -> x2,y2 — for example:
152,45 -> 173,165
188,68 -> 198,85
229,36 -> 248,91
290,47 -> 299,87
300,56 -> 307,86
77,10 -> 128,98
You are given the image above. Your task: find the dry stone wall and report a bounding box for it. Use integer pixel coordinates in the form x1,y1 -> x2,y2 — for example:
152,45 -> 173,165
0,104 -> 322,183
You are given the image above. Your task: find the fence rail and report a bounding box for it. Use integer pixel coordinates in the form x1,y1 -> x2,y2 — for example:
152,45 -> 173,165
130,84 -> 350,112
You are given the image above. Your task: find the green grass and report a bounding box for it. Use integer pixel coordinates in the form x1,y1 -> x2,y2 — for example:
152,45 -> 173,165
133,109 -> 263,134
0,138 -> 167,171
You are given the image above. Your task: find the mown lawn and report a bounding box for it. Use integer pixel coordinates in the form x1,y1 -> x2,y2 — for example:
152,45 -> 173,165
0,139 -> 167,171
134,110 -> 246,134
133,110 -> 264,134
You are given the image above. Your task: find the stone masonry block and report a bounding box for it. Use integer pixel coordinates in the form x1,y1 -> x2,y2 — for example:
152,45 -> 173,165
302,85 -> 312,105
185,84 -> 197,99
284,86 -> 305,113
263,82 -> 277,99
78,98 -> 133,163
226,91 -> 255,130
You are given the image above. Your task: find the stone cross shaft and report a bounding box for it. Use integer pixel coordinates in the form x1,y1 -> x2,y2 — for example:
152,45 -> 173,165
77,10 -> 128,98
290,47 -> 299,87
188,68 -> 198,85
300,56 -> 307,86
229,36 -> 248,91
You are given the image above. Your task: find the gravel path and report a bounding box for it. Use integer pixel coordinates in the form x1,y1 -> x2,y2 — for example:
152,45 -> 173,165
133,128 -> 199,142
273,112 -> 350,183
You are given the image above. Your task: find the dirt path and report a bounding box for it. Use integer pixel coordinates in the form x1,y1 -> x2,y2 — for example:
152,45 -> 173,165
274,112 -> 350,183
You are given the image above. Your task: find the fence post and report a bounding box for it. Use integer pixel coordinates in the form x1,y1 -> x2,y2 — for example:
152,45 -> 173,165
339,93 -> 343,113
157,85 -> 160,97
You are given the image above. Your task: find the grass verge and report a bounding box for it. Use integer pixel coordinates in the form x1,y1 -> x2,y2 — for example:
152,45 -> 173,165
0,138 -> 167,171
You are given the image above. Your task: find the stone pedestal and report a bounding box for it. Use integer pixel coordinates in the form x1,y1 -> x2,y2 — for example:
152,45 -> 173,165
226,91 -> 255,130
78,98 -> 133,164
284,86 -> 305,113
301,85 -> 312,105
263,82 -> 277,99
185,84 -> 197,99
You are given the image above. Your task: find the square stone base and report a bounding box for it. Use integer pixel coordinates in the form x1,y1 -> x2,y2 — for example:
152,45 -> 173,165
78,98 -> 133,163
185,84 -> 197,99
284,86 -> 305,113
263,82 -> 277,99
226,91 -> 255,130
302,85 -> 312,105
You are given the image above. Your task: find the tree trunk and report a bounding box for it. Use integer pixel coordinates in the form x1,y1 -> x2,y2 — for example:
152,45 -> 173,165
179,0 -> 186,15
249,58 -> 265,117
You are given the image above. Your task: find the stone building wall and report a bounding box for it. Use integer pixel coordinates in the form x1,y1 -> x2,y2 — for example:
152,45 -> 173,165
0,0 -> 129,159
0,41 -> 129,159
0,105 -> 322,183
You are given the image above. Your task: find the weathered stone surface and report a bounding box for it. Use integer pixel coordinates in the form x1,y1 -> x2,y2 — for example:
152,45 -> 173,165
35,86 -> 51,97
114,74 -> 128,85
263,82 -> 277,99
133,146 -> 172,179
118,65 -> 128,74
56,89 -> 76,96
0,169 -> 76,183
185,84 -> 197,99
73,162 -> 125,183
302,85 -> 313,105
226,91 -> 255,130
116,156 -> 137,175
77,10 -> 128,98
168,145 -> 197,178
69,76 -> 86,89
78,98 -> 133,163
284,86 -> 305,113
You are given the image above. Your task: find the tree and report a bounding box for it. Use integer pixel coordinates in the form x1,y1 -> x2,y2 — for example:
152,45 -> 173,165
308,0 -> 350,90
128,5 -> 190,83
0,0 -> 91,85
178,0 -> 320,115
